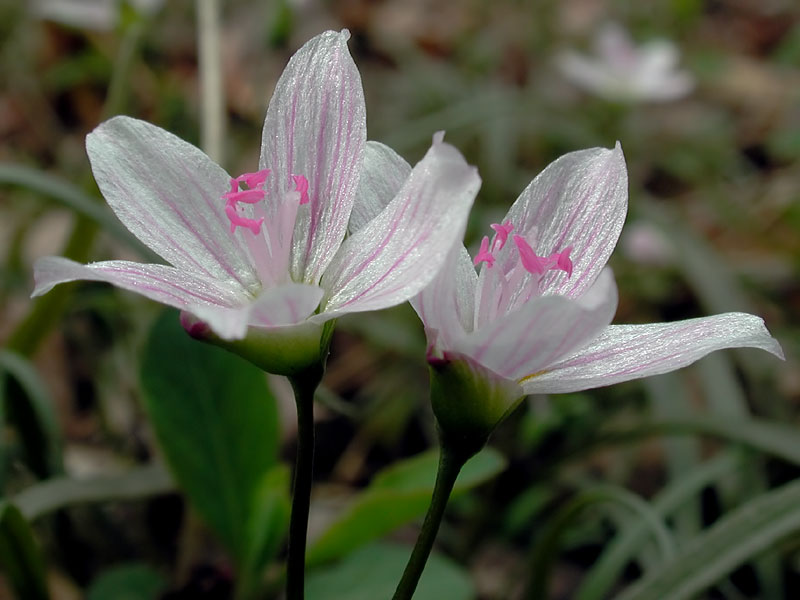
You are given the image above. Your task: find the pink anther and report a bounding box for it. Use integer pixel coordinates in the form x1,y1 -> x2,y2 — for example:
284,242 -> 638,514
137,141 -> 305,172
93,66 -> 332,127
225,202 -> 264,235
514,235 -> 546,274
292,174 -> 310,205
222,188 -> 265,204
237,169 -> 270,189
473,236 -> 496,267
490,221 -> 514,251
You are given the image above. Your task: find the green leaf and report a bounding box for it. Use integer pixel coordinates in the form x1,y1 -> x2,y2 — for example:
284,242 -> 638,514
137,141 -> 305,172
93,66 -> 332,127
595,415 -> 800,466
13,464 -> 174,521
306,543 -> 474,600
576,452 -> 741,600
0,502 -> 50,600
643,373 -> 702,541
139,309 -> 282,567
87,563 -> 166,600
238,465 -> 291,599
0,350 -> 63,479
525,484 -> 675,600
307,447 -> 506,566
615,477 -> 800,600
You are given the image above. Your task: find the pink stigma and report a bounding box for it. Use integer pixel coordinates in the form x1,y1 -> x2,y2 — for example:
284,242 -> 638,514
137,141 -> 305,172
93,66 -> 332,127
225,202 -> 264,234
490,221 -> 514,251
473,236 -> 495,267
292,174 -> 310,205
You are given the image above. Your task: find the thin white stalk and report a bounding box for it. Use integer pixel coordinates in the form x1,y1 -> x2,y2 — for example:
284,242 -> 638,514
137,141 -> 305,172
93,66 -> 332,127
197,0 -> 225,163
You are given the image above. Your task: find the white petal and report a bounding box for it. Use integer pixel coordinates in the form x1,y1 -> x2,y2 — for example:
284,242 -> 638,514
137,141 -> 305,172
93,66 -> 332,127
638,40 -> 680,74
259,29 -> 366,285
317,134 -> 480,321
349,141 -> 411,234
32,256 -> 244,308
248,283 -> 324,328
33,0 -> 117,31
86,116 -> 258,293
462,268 -> 618,380
191,282 -> 324,340
523,312 -> 784,394
411,244 -> 477,352
497,144 -> 628,299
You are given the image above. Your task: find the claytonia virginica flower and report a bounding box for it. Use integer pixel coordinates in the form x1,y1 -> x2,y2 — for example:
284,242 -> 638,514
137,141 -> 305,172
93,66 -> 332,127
357,141 -> 783,446
32,30 -> 480,375
555,22 -> 694,102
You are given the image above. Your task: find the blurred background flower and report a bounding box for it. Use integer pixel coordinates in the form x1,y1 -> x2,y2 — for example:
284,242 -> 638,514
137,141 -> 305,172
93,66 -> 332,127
32,0 -> 164,31
555,21 -> 694,102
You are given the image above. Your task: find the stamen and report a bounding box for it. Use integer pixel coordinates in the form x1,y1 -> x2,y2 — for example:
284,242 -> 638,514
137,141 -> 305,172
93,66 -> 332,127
238,169 -> 270,189
222,169 -> 309,241
514,235 -> 547,274
224,169 -> 271,235
489,221 -> 514,251
473,221 -> 574,330
513,235 -> 573,277
292,174 -> 310,205
473,236 -> 495,267
222,188 -> 265,204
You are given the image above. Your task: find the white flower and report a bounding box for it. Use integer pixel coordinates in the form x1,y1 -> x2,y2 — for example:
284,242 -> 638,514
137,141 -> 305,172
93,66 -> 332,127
556,23 -> 694,102
356,140 -> 782,438
32,31 -> 480,375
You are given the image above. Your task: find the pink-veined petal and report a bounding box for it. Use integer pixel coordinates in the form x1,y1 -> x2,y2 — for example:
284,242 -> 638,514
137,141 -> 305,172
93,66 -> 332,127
86,116 -> 258,293
190,282 -> 324,340
32,256 -> 245,309
496,144 -> 627,299
259,29 -> 366,286
317,133 -> 480,321
461,268 -> 618,381
522,312 -> 784,394
411,244 -> 478,353
349,141 -> 411,234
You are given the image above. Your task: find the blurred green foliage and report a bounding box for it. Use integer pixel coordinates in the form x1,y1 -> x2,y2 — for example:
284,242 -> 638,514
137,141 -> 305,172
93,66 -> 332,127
0,0 -> 798,598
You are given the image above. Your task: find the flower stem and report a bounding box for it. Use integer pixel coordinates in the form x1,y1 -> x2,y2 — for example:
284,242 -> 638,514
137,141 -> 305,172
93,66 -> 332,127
286,365 -> 324,600
391,443 -> 472,600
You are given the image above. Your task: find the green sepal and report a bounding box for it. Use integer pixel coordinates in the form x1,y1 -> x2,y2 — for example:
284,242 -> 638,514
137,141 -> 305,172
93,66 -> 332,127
184,313 -> 328,377
429,352 -> 524,456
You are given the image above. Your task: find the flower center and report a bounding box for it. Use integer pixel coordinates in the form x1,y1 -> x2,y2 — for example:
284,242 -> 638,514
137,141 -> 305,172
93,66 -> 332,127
222,169 -> 309,235
222,169 -> 310,287
472,221 -> 573,328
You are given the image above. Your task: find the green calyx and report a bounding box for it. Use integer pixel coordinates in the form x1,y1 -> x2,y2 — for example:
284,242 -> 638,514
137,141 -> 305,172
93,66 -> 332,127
186,314 -> 335,377
428,353 -> 524,457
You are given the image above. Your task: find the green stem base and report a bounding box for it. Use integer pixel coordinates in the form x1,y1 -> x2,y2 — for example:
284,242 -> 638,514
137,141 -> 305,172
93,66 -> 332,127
391,444 -> 474,600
